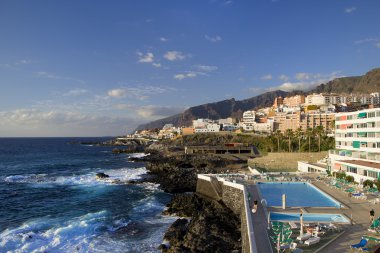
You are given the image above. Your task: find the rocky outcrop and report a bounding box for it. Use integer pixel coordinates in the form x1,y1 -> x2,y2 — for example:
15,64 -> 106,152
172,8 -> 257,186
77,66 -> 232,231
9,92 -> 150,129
144,153 -> 235,193
161,194 -> 241,253
95,172 -> 109,179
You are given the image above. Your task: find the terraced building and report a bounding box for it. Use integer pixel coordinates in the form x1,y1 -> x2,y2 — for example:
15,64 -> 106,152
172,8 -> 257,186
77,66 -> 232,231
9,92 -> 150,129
329,107 -> 380,182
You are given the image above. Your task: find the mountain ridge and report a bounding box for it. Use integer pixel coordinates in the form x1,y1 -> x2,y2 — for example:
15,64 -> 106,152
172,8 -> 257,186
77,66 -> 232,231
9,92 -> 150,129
136,68 -> 380,131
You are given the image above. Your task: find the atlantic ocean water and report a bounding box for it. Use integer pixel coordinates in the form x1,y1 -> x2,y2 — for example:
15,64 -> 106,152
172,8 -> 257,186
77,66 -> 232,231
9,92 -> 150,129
0,138 -> 175,253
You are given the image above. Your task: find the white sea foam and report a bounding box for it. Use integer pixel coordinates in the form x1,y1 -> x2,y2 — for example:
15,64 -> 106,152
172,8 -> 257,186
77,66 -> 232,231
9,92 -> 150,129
2,167 -> 148,187
0,209 -> 177,253
128,153 -> 150,158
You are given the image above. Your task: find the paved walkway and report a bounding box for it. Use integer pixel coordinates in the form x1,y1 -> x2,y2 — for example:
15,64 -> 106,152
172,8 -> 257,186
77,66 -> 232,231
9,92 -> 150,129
246,184 -> 273,253
311,181 -> 380,252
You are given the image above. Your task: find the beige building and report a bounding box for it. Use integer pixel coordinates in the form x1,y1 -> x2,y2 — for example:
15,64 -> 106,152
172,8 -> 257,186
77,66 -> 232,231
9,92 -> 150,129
283,95 -> 305,107
274,112 -> 335,133
273,96 -> 283,108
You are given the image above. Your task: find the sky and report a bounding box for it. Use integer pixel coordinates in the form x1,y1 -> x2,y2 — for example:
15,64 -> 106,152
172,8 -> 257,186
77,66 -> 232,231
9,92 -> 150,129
1,0 -> 380,137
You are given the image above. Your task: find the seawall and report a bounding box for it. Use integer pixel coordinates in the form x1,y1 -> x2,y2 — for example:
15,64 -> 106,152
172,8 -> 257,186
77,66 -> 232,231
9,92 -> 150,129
197,174 -> 257,253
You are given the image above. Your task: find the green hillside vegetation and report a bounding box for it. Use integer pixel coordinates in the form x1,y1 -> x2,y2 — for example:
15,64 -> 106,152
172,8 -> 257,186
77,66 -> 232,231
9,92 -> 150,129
167,130 -> 334,154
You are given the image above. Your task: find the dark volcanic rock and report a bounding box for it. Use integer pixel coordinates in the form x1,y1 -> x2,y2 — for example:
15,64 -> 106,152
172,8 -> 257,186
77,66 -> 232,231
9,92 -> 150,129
144,153 -> 232,193
95,172 -> 109,179
162,193 -> 241,253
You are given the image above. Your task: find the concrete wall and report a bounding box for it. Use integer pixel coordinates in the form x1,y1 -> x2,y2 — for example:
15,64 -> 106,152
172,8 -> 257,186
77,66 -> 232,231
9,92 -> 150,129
196,176 -> 220,200
196,175 -> 257,253
222,182 -> 244,215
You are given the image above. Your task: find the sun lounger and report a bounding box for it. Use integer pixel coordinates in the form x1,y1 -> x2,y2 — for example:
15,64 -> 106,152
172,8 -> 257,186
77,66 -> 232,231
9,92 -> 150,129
370,198 -> 380,204
350,238 -> 367,250
296,233 -> 312,241
304,236 -> 320,246
289,221 -> 298,229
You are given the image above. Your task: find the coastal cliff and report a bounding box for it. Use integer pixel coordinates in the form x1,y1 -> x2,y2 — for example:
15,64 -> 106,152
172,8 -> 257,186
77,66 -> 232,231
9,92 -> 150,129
133,148 -> 244,252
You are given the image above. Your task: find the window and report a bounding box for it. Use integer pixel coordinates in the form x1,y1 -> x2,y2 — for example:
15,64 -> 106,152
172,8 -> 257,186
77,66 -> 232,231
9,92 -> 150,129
368,112 -> 376,118
368,132 -> 376,138
347,115 -> 353,120
368,171 -> 379,179
347,166 -> 357,174
376,111 -> 380,117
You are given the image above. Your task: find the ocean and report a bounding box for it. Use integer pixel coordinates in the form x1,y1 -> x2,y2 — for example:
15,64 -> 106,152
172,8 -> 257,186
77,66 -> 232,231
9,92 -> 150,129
0,138 -> 175,253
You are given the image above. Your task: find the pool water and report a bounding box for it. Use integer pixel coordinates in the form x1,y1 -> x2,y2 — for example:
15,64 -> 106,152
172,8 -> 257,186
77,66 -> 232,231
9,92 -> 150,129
257,182 -> 341,208
271,212 -> 349,223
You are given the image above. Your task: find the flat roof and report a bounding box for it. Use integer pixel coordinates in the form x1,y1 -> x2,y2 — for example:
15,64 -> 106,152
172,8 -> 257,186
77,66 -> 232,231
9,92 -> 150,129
338,159 -> 380,169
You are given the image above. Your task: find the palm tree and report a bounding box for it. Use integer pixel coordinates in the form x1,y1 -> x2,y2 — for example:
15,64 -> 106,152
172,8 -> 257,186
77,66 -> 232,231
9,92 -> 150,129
285,129 -> 294,152
274,130 -> 282,152
295,127 -> 303,153
314,125 -> 324,152
306,128 -> 314,153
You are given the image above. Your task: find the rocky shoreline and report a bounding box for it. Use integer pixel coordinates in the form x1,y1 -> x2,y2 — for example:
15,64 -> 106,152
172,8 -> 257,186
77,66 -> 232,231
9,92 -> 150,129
129,144 -> 244,252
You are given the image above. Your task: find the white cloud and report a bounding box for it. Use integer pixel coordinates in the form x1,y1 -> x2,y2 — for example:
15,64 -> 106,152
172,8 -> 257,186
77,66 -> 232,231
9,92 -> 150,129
15,59 -> 31,65
355,38 -> 379,44
108,89 -> 126,98
107,85 -> 173,100
64,89 -> 88,96
267,71 -> 342,92
194,65 -> 218,72
279,74 -> 289,81
136,105 -> 184,118
0,108 -> 146,137
376,42 -> 380,48
295,72 -> 311,81
33,71 -> 86,84
164,51 -> 188,61
152,62 -> 162,68
137,51 -> 154,63
224,0 -> 233,5
173,72 -> 199,80
274,82 -> 314,91
261,74 -> 273,81
205,35 -> 222,42
345,7 -> 356,13
160,37 -> 168,42
0,59 -> 31,68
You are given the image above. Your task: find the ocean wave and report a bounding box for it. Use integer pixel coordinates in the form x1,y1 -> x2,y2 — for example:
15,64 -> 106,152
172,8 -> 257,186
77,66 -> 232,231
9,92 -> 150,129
2,167 -> 148,187
128,153 -> 150,158
0,211 -> 176,253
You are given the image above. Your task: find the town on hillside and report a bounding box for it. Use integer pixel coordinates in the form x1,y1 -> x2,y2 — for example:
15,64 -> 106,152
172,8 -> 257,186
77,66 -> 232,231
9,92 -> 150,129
131,92 -> 380,140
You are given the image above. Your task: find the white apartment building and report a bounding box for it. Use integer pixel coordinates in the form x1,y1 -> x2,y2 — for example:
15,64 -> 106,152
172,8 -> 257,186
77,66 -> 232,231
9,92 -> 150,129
240,110 -> 255,131
329,108 -> 380,182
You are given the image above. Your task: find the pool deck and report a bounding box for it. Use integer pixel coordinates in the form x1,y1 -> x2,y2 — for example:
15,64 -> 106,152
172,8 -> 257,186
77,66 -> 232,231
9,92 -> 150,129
246,184 -> 273,253
247,179 -> 380,252
309,180 -> 380,252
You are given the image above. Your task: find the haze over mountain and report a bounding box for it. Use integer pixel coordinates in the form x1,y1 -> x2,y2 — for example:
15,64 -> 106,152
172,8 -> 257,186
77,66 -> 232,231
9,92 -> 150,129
137,68 -> 380,131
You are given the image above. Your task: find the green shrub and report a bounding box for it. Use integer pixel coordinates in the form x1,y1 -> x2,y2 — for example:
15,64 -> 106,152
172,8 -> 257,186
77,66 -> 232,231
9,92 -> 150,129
345,175 -> 355,183
363,179 -> 374,188
334,172 -> 346,179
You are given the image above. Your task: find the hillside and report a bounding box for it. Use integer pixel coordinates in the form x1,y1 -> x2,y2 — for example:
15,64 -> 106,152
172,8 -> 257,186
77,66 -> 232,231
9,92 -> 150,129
136,68 -> 380,131
136,90 -> 292,130
311,68 -> 380,94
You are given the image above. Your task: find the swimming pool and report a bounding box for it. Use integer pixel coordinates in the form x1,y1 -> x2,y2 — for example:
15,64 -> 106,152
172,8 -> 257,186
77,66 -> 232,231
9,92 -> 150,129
257,182 -> 341,208
270,212 -> 350,223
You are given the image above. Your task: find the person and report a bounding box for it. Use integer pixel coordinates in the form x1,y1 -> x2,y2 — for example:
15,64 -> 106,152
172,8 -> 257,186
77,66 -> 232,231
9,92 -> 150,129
252,200 -> 258,214
370,209 -> 375,223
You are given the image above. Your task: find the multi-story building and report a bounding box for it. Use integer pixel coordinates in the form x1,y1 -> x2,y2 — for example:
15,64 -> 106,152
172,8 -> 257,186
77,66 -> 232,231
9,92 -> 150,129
329,108 -> 380,182
273,97 -> 283,108
240,110 -> 256,131
273,112 -> 335,133
283,95 -> 305,107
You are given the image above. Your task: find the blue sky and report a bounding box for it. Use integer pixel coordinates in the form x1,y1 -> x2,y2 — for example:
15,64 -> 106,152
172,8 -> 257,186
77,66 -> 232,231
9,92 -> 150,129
1,0 -> 380,137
